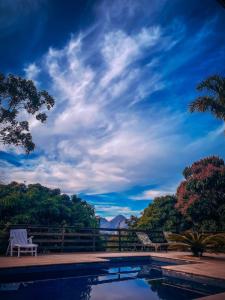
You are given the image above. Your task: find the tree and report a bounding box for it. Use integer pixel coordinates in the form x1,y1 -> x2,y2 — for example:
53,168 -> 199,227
0,182 -> 97,227
189,75 -> 225,127
135,195 -> 187,232
126,215 -> 139,228
0,73 -> 54,153
176,156 -> 225,231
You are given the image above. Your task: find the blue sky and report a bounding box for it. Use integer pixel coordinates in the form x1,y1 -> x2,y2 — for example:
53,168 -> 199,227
1,0 -> 225,218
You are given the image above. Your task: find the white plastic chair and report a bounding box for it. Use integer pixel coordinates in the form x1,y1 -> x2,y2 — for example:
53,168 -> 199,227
7,229 -> 38,257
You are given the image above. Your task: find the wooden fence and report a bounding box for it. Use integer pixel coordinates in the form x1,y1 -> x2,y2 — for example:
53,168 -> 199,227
0,225 -> 166,253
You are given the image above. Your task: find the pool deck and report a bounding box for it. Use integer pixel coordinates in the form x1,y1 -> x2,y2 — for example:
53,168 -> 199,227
1,251 -> 225,299
1,251 -> 225,278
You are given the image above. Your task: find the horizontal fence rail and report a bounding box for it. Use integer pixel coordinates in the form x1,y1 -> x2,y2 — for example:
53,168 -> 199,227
0,225 -> 168,254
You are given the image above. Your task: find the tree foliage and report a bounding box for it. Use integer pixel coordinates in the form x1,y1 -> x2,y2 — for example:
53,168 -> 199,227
176,156 -> 225,231
189,75 -> 225,125
0,73 -> 55,153
135,195 -> 187,231
0,182 -> 97,227
133,156 -> 225,233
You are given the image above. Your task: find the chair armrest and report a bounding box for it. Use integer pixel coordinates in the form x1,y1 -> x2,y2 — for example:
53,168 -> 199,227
28,236 -> 34,243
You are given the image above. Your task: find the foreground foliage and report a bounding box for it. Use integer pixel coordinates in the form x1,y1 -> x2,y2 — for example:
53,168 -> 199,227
167,231 -> 225,257
0,182 -> 97,227
0,73 -> 55,153
189,75 -> 225,125
134,195 -> 189,231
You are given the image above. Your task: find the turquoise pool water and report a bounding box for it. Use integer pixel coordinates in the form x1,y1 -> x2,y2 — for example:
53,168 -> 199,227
0,260 -> 224,300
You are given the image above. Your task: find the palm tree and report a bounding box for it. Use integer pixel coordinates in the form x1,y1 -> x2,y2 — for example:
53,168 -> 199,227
189,75 -> 225,124
167,231 -> 225,257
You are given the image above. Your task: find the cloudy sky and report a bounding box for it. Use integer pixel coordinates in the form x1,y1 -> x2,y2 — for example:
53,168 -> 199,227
1,0 -> 225,218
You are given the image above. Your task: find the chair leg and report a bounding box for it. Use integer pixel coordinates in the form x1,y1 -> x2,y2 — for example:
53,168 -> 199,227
10,246 -> 13,257
6,244 -> 9,256
18,247 -> 20,257
35,247 -> 37,256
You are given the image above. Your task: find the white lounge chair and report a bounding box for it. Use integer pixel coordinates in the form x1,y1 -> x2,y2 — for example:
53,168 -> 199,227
163,231 -> 179,248
163,231 -> 173,243
7,229 -> 38,257
136,232 -> 168,252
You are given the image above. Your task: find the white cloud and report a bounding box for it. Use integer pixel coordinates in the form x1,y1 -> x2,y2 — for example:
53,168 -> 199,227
137,26 -> 161,47
100,27 -> 161,87
24,63 -> 40,83
130,189 -> 174,201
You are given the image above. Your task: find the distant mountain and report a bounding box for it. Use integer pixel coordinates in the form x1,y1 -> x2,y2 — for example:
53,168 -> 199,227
99,215 -> 128,232
99,217 -> 109,228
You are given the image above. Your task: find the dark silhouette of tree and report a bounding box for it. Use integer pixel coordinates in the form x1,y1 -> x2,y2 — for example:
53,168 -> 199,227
189,75 -> 225,128
0,73 -> 54,153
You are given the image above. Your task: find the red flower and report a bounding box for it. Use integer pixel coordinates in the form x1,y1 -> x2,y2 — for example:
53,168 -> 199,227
176,156 -> 225,215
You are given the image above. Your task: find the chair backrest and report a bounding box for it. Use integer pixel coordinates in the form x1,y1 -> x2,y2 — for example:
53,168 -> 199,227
136,232 -> 152,245
163,231 -> 173,242
10,229 -> 28,246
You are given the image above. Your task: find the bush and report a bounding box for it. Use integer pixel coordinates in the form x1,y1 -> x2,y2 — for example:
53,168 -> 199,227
167,231 -> 225,257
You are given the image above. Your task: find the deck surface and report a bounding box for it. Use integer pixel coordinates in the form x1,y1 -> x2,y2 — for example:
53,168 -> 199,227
1,251 -> 225,279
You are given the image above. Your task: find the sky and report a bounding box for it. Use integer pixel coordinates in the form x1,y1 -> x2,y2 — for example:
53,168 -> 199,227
0,0 -> 225,219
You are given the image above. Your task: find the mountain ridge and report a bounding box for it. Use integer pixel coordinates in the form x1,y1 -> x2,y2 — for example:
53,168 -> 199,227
99,214 -> 128,230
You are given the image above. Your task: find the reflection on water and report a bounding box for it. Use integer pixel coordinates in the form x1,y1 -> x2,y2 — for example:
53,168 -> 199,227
0,263 -> 223,300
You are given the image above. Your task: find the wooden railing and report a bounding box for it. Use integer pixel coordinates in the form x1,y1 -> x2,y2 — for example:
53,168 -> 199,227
0,225 -> 166,253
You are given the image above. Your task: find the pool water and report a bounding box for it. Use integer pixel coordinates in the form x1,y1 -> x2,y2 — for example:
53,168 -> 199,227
1,261 -> 224,300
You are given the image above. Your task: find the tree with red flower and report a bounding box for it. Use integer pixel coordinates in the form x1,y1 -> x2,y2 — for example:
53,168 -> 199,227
176,156 -> 225,231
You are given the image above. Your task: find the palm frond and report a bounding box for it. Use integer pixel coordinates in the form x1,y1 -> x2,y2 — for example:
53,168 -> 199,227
189,97 -> 225,120
166,231 -> 225,256
196,75 -> 224,94
189,96 -> 217,112
189,75 -> 225,123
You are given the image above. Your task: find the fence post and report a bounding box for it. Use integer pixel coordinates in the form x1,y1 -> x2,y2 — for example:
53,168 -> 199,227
119,229 -> 121,252
61,225 -> 65,252
92,228 -> 96,252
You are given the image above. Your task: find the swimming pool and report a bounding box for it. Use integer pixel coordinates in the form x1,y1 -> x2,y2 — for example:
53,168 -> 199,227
1,259 -> 225,300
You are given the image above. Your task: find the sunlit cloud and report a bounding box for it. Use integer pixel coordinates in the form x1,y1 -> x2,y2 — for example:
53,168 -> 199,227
130,189 -> 174,201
